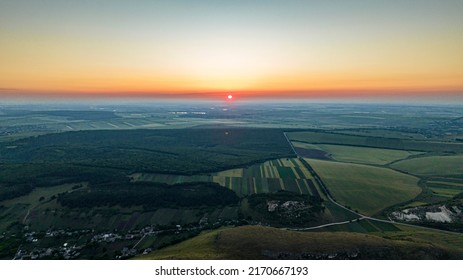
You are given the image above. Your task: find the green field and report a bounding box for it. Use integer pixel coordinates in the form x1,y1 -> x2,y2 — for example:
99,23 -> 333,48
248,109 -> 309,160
293,142 -> 419,165
135,225 -> 463,260
391,155 -> 463,176
425,181 -> 463,198
306,159 -> 421,215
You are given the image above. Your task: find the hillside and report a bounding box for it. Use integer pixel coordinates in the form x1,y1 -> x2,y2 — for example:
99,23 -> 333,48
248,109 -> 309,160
136,225 -> 462,260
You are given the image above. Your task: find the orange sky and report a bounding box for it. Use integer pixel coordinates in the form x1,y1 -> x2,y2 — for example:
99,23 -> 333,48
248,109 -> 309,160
1,1 -> 462,101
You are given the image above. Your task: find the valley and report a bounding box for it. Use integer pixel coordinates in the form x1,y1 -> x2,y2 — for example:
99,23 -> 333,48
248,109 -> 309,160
0,103 -> 462,259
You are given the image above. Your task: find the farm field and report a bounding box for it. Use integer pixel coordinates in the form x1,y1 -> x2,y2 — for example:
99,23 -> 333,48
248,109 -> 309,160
288,131 -> 463,152
305,159 -> 421,216
425,181 -> 463,199
293,141 -> 420,165
328,129 -> 429,141
391,155 -> 463,176
428,186 -> 462,198
133,158 -> 358,225
416,180 -> 463,201
288,132 -> 463,221
132,158 -> 321,197
0,109 -> 248,136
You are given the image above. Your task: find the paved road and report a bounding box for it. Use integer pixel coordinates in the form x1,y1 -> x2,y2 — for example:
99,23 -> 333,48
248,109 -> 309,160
282,131 -> 461,235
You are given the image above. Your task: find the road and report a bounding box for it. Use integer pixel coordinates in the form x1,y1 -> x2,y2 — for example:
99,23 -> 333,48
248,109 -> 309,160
282,131 -> 461,235
290,218 -> 366,231
22,207 -> 31,224
132,234 -> 147,250
283,132 -> 298,156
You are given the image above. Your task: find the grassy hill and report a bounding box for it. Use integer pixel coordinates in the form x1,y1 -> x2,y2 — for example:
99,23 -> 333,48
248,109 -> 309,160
135,225 -> 461,260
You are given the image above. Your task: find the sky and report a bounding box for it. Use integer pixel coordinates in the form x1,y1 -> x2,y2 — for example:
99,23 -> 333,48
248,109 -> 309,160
1,0 -> 463,101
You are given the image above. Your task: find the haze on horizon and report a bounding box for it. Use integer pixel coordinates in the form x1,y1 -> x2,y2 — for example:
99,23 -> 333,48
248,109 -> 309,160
1,0 -> 463,102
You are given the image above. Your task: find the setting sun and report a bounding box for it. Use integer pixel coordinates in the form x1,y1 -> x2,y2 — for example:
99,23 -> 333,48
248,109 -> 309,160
0,0 -> 462,102
227,94 -> 233,100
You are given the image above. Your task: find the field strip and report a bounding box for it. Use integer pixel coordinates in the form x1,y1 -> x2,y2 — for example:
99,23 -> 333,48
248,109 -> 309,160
291,167 -> 301,179
279,178 -> 285,190
273,167 -> 281,178
122,121 -> 135,127
301,180 -> 310,194
107,122 -> 119,128
295,180 -> 303,194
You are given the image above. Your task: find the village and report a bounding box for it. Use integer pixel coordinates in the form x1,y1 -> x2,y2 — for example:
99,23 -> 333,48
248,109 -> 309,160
11,218 -> 242,260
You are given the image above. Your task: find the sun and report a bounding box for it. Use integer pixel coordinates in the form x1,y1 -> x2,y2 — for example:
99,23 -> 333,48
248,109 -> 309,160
227,94 -> 233,100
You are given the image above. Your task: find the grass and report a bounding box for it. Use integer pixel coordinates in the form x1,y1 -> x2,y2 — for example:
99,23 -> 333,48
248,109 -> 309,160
306,159 -> 421,216
378,224 -> 463,254
134,228 -> 231,260
135,225 -> 462,260
309,144 -> 420,165
391,155 -> 463,176
322,201 -> 359,222
312,219 -> 400,233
